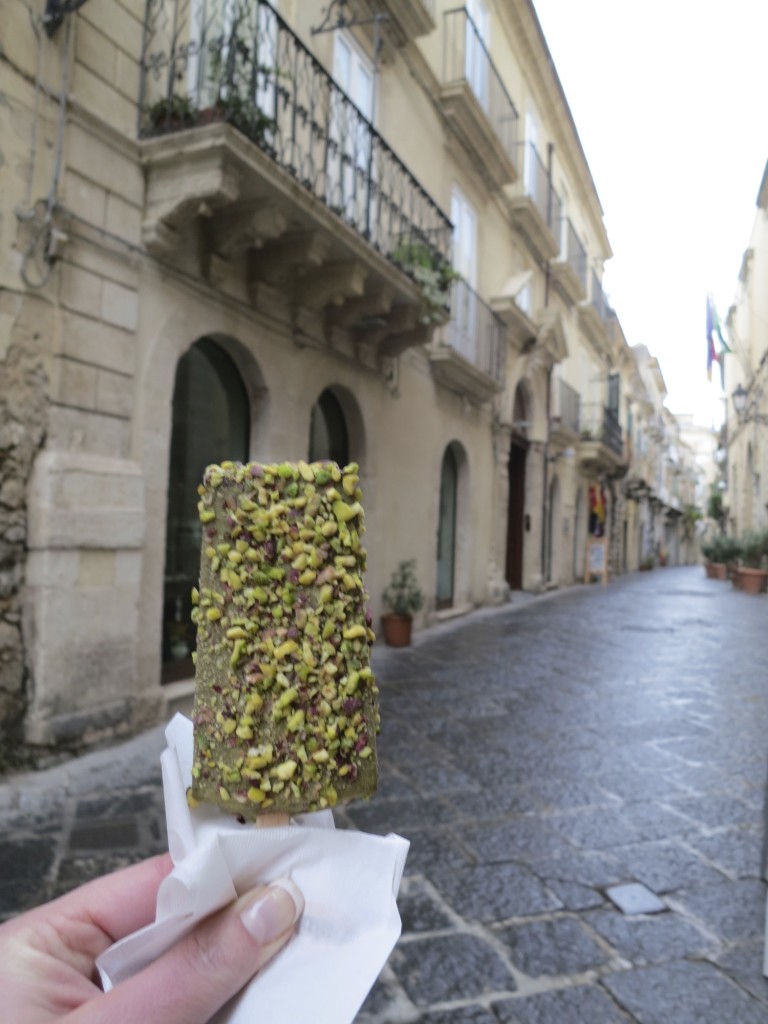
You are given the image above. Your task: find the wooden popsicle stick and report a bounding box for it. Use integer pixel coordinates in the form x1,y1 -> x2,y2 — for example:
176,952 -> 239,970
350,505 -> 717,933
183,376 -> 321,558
256,813 -> 290,828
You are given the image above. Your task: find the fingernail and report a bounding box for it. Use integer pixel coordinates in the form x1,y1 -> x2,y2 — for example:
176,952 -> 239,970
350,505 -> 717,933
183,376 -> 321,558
239,878 -> 304,944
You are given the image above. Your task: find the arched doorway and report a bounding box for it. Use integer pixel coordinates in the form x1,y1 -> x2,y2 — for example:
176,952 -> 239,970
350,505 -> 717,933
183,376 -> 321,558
506,385 -> 529,590
309,388 -> 349,465
162,338 -> 250,682
436,445 -> 459,608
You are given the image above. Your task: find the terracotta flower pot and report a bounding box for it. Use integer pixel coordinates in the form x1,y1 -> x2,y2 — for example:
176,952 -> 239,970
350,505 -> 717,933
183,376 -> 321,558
705,562 -> 727,580
734,567 -> 768,595
381,613 -> 413,647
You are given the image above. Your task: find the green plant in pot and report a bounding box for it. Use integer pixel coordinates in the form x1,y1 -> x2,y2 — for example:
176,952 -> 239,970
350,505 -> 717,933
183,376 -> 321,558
713,534 -> 742,566
734,528 -> 768,594
145,93 -> 198,135
700,539 -> 715,563
204,28 -> 277,147
392,240 -> 458,325
381,559 -> 423,647
739,529 -> 768,568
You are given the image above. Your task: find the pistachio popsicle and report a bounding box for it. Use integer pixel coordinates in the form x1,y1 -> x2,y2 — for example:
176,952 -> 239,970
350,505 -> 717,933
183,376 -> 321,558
189,460 -> 378,820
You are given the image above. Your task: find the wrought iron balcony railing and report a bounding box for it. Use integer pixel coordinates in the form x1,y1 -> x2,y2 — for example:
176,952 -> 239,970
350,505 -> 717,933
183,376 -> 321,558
139,0 -> 452,274
581,403 -> 623,457
519,141 -> 561,231
589,268 -> 610,321
442,7 -> 519,164
552,378 -> 580,435
443,278 -> 506,384
559,217 -> 587,292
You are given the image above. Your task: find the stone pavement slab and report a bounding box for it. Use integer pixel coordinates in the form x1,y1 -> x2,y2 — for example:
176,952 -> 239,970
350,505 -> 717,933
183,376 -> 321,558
2,567 -> 768,1022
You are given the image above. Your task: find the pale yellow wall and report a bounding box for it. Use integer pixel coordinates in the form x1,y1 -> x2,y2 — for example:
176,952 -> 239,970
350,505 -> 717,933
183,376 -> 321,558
3,0 -> 677,752
725,189 -> 768,534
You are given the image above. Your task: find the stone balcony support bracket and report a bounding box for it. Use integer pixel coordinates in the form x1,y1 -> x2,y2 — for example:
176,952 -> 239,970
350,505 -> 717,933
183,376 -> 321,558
141,138 -> 242,256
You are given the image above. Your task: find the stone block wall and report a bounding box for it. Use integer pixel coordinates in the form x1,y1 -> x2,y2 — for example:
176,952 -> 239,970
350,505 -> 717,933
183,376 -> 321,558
0,293 -> 51,766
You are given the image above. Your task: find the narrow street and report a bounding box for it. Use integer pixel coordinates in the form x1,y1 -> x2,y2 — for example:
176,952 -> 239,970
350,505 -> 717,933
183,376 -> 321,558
2,566 -> 768,1022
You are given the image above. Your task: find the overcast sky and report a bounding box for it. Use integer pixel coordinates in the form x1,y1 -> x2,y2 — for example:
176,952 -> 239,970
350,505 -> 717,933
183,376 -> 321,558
531,0 -> 768,425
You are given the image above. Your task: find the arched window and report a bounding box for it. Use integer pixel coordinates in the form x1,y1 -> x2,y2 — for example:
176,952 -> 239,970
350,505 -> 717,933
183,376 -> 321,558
309,389 -> 349,466
436,446 -> 459,609
162,338 -> 250,682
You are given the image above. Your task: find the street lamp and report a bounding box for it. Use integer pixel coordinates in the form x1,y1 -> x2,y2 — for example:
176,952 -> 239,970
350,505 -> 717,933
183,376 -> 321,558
731,383 -> 768,426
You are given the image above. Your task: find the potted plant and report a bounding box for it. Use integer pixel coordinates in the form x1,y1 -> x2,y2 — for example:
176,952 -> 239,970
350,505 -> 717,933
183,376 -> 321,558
720,535 -> 743,579
701,539 -> 721,578
381,559 -> 423,647
704,534 -> 740,580
392,239 -> 457,325
145,93 -> 198,136
733,529 -> 768,594
193,26 -> 277,148
639,555 -> 654,572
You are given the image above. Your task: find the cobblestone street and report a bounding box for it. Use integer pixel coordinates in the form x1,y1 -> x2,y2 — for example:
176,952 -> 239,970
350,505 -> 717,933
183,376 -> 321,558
2,565 -> 768,1022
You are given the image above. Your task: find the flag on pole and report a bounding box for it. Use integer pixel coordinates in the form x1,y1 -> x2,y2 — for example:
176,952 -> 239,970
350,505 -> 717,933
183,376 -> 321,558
706,295 -> 730,386
706,298 -> 716,381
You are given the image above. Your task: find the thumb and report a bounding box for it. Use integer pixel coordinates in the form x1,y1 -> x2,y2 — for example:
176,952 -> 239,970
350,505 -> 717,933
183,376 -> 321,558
82,879 -> 304,1024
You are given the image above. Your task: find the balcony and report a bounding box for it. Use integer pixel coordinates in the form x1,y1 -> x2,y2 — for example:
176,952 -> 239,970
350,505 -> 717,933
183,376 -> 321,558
578,404 -> 627,476
549,217 -> 587,304
578,269 -> 611,350
139,0 -> 452,356
429,278 -> 507,403
440,7 -> 519,189
490,279 -> 537,353
550,378 -> 580,446
378,0 -> 436,43
506,142 -> 562,259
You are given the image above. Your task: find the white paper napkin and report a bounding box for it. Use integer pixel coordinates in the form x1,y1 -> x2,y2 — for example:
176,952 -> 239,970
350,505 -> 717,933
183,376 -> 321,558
96,714 -> 409,1024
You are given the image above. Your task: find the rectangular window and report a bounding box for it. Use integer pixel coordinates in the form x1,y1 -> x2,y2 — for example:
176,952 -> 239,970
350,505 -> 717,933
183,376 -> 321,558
449,186 -> 478,362
186,0 -> 278,135
451,185 -> 477,285
329,32 -> 374,227
607,373 -> 620,417
465,0 -> 489,110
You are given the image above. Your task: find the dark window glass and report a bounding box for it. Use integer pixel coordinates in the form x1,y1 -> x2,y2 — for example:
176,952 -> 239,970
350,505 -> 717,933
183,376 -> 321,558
608,373 -> 620,417
436,446 -> 458,608
309,389 -> 349,466
162,339 -> 249,682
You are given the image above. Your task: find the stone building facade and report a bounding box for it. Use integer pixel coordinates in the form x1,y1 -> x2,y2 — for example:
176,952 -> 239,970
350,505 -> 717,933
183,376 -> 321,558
0,0 -> 688,761
724,161 -> 768,535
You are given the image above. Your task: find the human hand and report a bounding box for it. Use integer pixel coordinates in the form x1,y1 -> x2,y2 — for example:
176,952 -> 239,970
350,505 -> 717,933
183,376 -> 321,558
0,853 -> 304,1024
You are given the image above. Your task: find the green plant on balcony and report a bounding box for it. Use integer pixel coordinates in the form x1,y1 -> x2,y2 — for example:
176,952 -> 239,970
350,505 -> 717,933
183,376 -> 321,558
206,33 -> 277,146
145,93 -> 198,134
392,240 -> 458,325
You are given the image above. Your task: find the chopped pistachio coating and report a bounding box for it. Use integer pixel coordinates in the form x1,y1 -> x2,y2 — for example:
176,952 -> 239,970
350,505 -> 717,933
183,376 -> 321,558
190,460 -> 379,819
